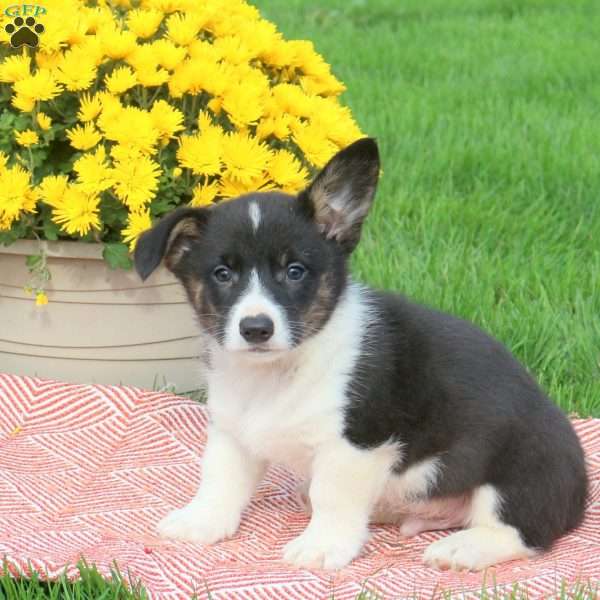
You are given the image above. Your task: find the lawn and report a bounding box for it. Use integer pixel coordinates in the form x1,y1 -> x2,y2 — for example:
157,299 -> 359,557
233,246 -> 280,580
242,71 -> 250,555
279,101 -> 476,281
257,0 -> 600,418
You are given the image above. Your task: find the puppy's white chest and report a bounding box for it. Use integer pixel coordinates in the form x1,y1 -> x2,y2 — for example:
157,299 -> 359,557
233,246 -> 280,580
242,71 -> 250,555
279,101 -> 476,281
207,358 -> 344,474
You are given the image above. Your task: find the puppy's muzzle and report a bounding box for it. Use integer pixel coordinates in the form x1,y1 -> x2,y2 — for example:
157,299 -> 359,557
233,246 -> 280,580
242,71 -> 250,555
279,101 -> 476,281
239,314 -> 274,344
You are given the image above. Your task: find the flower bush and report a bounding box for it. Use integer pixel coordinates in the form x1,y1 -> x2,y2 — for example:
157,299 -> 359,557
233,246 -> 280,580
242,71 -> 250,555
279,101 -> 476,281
0,0 -> 363,285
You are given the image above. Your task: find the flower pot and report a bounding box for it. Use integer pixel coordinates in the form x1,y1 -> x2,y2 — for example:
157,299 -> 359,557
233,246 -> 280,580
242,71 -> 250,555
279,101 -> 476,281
0,240 -> 202,392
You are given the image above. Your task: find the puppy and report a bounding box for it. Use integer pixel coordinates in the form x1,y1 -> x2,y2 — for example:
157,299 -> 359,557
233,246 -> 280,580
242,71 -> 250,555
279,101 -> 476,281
134,138 -> 587,571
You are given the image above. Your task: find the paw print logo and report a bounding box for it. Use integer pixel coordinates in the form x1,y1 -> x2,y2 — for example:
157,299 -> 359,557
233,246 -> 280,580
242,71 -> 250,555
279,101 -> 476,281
5,16 -> 44,48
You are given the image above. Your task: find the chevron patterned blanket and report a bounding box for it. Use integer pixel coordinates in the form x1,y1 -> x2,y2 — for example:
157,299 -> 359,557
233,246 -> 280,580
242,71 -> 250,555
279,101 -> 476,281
0,374 -> 598,599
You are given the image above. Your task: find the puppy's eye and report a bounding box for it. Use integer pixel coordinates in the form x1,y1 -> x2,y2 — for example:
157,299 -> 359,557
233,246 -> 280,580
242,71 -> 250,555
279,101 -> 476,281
286,262 -> 306,281
213,266 -> 232,283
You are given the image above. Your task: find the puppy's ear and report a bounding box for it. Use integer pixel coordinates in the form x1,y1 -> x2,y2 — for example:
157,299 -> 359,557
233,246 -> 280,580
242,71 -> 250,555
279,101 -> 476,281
134,207 -> 209,281
298,137 -> 380,253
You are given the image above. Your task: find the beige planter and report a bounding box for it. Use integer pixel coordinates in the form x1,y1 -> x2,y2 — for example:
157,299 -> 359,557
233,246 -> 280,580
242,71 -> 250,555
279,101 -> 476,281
0,240 -> 203,392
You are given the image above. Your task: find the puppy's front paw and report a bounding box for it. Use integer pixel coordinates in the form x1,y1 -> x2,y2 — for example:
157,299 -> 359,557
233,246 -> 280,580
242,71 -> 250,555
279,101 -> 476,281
157,502 -> 239,544
283,526 -> 364,570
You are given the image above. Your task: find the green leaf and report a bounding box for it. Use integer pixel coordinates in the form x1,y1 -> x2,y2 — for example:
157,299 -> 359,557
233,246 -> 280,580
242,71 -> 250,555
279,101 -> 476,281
43,219 -> 60,241
25,254 -> 42,269
102,242 -> 133,270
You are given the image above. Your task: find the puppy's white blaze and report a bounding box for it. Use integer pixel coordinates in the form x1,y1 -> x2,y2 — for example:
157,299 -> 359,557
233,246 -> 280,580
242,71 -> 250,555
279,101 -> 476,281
224,269 -> 291,352
249,202 -> 261,232
423,484 -> 536,571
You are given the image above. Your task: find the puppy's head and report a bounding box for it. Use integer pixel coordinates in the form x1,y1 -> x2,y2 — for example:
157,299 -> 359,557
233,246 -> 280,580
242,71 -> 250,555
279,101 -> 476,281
134,138 -> 380,358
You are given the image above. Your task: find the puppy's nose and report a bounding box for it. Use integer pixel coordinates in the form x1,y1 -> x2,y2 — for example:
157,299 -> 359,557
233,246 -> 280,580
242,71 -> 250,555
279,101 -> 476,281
239,314 -> 274,344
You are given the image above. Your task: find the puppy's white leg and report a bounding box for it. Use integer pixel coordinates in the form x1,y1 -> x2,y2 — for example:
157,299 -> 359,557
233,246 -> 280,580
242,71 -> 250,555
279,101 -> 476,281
284,440 -> 396,570
423,485 -> 536,571
157,424 -> 266,543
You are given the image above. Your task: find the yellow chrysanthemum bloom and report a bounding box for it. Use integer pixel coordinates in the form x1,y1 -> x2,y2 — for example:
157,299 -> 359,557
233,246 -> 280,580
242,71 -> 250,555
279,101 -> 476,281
268,150 -> 309,192
55,50 -> 97,91
99,106 -> 159,155
52,185 -> 101,236
177,129 -> 222,176
222,82 -> 265,128
221,131 -> 273,185
219,172 -> 275,200
15,130 -> 39,147
99,27 -> 137,60
37,112 -> 52,130
35,292 -> 49,306
37,175 -> 69,207
66,123 -> 102,151
105,66 -> 137,95
73,146 -> 114,193
291,122 -> 338,168
127,8 -> 163,39
14,69 -> 62,102
78,93 -> 103,122
151,39 -> 186,70
112,153 -> 161,210
122,208 -> 152,250
150,100 -> 185,142
0,54 -> 31,83
166,12 -> 202,46
0,165 -> 36,229
191,181 -> 219,207
11,94 -> 35,113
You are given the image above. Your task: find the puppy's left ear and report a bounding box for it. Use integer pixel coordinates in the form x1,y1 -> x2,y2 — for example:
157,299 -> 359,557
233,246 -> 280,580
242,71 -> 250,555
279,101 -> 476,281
298,137 -> 380,253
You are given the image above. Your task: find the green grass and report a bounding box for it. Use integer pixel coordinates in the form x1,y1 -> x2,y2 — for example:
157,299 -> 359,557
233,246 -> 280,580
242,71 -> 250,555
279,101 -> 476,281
256,0 -> 600,417
1,562 -> 597,600
0,561 -> 147,600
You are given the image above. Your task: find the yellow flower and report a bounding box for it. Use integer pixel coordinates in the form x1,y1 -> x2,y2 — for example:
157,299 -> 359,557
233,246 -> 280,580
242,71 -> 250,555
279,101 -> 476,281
255,114 -> 292,141
291,122 -> 338,168
127,8 -> 163,39
15,130 -> 39,147
105,66 -> 137,95
112,153 -> 161,210
0,54 -> 31,83
73,146 -> 114,193
221,131 -> 272,185
66,123 -> 102,151
0,165 -> 36,229
191,181 -> 219,207
222,83 -> 265,128
37,112 -> 52,130
151,39 -> 186,70
173,167 -> 182,178
35,292 -> 49,306
135,66 -> 170,87
218,172 -> 275,200
213,35 -> 254,65
55,50 -> 97,91
0,151 -> 8,170
99,27 -> 137,60
11,94 -> 35,112
270,84 -> 312,117
149,99 -> 184,142
122,208 -> 152,250
14,69 -> 62,102
78,93 -> 103,122
99,105 -> 159,155
177,129 -> 223,176
268,150 -> 309,192
52,185 -> 100,236
166,12 -> 201,46
37,175 -> 69,207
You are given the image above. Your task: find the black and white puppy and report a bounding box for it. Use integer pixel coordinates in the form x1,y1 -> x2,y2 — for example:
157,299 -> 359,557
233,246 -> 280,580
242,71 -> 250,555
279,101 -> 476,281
134,138 -> 587,571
